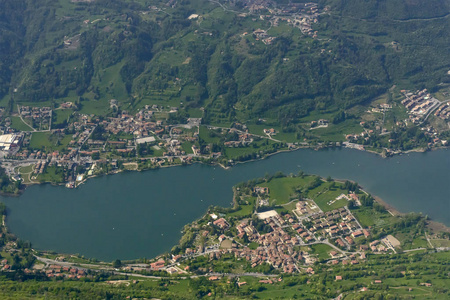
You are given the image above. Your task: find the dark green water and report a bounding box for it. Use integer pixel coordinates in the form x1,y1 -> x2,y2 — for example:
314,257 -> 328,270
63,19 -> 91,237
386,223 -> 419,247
1,148 -> 449,261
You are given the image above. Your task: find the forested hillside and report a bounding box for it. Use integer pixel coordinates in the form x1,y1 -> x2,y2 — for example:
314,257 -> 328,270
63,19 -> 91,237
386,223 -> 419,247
0,0 -> 449,126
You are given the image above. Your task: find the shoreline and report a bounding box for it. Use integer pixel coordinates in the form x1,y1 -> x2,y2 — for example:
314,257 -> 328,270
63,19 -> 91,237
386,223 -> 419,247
2,169 -> 449,263
7,144 -> 449,193
372,194 -> 450,233
2,146 -> 448,230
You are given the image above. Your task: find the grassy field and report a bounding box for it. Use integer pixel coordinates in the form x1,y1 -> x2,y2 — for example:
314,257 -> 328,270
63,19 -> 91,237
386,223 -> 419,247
227,196 -> 256,218
29,132 -> 72,151
53,109 -> 73,127
310,243 -> 334,260
395,232 -> 430,250
181,141 -> 194,154
312,120 -> 363,142
224,139 -> 284,160
306,181 -> 349,212
18,165 -> 34,174
79,98 -> 111,116
37,166 -> 65,183
199,126 -> 222,144
430,239 -> 450,248
10,116 -> 34,131
259,176 -> 315,205
352,207 -> 395,228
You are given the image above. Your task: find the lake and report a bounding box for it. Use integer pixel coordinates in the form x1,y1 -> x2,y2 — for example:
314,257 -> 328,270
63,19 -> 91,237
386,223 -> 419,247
1,148 -> 449,261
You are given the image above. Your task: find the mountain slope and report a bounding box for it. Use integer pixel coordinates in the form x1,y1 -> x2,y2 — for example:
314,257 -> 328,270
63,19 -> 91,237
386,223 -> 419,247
0,0 -> 448,127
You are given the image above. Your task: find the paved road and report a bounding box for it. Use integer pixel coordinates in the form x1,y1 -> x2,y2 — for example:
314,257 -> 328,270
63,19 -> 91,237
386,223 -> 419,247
34,255 -> 276,280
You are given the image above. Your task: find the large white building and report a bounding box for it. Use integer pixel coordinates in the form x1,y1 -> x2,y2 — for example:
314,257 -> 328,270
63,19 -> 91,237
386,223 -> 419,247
0,134 -> 22,151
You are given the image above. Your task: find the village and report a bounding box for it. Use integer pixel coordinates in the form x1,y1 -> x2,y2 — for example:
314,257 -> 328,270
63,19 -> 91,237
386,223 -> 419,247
401,89 -> 447,123
0,84 -> 449,188
131,174 -> 413,279
243,1 -> 323,38
0,101 -> 295,187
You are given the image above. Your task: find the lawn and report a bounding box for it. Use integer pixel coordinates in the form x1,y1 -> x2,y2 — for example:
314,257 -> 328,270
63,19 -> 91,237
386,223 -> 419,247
312,119 -> 363,142
227,204 -> 254,218
306,181 -> 349,212
29,132 -> 72,151
37,166 -> 65,183
224,147 -> 258,159
79,98 -> 111,116
310,243 -> 334,260
224,140 -> 286,160
281,201 -> 298,211
198,126 -> 222,144
95,60 -> 128,101
395,232 -> 429,250
260,176 -> 315,205
430,239 -> 450,248
150,146 -> 165,157
186,107 -> 203,118
352,207 -> 395,228
181,141 -> 194,154
227,196 -> 256,218
10,116 -> 34,131
18,165 -> 34,174
53,109 -> 73,127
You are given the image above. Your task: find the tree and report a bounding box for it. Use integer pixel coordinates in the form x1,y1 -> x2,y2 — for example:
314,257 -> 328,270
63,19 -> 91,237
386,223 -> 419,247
348,200 -> 356,210
112,259 -> 122,268
91,152 -> 100,160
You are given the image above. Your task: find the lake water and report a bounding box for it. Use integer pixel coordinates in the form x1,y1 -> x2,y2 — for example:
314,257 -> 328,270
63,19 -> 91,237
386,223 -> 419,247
1,148 -> 449,261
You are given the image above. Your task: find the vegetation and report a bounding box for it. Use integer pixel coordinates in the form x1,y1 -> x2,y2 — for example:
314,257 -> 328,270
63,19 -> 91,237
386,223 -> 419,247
0,0 -> 449,297
0,0 -> 448,136
0,167 -> 22,194
0,171 -> 449,298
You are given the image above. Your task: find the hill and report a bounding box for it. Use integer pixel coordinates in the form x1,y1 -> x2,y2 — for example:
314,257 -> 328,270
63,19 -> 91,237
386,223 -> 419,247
0,0 -> 448,129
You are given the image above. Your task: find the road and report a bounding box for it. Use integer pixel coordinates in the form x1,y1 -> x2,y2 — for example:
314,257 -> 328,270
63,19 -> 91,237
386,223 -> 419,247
34,255 -> 277,280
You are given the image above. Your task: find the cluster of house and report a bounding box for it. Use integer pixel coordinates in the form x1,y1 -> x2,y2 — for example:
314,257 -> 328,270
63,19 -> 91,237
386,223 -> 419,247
366,240 -> 389,253
34,160 -> 48,174
330,253 -> 365,267
0,259 -> 10,271
69,125 -> 97,148
252,29 -> 277,45
310,119 -> 329,128
303,208 -> 365,244
202,205 -> 378,274
213,218 -> 230,230
104,110 -> 166,138
371,103 -> 392,113
18,106 -> 52,121
401,89 -> 441,123
224,131 -> 253,148
246,1 -> 320,37
262,128 -> 277,136
43,264 -> 87,279
1,255 -> 88,279
230,225 -> 305,273
17,106 -> 51,130
434,103 -> 450,121
3,107 -> 204,185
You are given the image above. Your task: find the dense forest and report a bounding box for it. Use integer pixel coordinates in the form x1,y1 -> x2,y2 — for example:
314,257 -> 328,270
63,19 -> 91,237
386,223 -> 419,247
0,0 -> 449,126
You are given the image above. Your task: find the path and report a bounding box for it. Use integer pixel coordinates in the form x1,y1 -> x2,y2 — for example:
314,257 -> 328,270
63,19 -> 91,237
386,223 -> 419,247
424,231 -> 434,248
